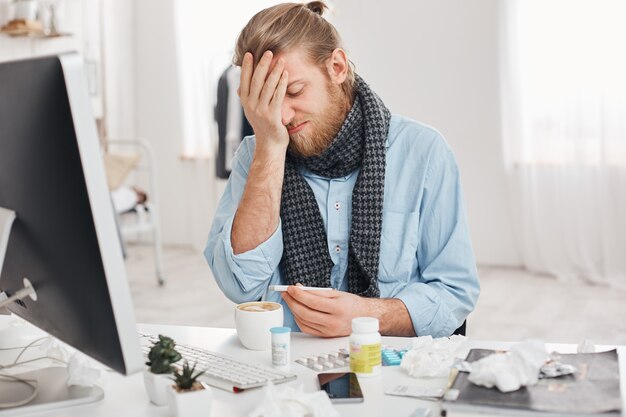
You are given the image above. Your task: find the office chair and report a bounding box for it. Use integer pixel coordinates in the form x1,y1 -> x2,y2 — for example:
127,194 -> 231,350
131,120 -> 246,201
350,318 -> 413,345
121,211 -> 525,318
453,320 -> 467,336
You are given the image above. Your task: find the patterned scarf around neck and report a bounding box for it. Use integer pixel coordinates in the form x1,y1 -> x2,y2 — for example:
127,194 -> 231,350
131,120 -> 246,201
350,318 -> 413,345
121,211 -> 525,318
279,74 -> 391,298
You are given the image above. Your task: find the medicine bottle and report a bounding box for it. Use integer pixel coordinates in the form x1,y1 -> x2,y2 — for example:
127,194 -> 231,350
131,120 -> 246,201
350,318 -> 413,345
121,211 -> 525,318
349,317 -> 381,377
270,326 -> 291,368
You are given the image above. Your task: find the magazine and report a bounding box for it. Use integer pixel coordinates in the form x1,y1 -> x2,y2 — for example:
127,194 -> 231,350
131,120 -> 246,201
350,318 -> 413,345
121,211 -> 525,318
442,348 -> 622,417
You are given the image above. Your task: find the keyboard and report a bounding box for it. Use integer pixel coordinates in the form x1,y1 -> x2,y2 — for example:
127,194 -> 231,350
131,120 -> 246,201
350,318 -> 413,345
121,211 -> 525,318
140,333 -> 297,392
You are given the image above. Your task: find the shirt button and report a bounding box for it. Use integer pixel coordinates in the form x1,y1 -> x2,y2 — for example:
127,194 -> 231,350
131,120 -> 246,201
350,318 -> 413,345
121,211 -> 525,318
334,202 -> 341,210
335,245 -> 341,253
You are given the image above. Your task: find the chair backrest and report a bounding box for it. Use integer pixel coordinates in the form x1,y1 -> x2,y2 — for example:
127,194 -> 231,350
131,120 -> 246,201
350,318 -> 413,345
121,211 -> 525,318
106,139 -> 159,204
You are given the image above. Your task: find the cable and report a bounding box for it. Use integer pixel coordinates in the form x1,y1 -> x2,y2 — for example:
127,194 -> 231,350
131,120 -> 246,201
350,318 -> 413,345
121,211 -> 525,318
0,355 -> 67,371
0,341 -> 44,351
11,337 -> 50,366
0,336 -> 67,409
0,373 -> 38,408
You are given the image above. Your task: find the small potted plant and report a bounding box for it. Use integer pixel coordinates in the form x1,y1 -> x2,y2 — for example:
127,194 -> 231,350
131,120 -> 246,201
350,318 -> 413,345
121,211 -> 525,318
143,334 -> 182,406
167,361 -> 212,417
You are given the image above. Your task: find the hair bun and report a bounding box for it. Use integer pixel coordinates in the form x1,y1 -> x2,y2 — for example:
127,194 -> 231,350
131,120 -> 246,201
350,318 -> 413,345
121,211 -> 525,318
306,1 -> 327,16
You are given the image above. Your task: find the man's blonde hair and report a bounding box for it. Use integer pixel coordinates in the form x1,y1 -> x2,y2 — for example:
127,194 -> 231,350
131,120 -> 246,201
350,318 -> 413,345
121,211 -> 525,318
233,1 -> 355,100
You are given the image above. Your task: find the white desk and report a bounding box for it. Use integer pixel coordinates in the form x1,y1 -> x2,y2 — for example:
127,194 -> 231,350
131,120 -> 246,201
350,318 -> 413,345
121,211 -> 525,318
1,318 -> 625,417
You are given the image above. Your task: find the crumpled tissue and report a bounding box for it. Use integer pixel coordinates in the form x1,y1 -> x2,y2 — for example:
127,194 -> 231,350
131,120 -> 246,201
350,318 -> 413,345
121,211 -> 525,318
40,336 -> 106,388
40,336 -> 72,363
467,341 -> 548,392
577,339 -> 596,353
66,352 -> 104,387
400,335 -> 467,378
248,382 -> 340,417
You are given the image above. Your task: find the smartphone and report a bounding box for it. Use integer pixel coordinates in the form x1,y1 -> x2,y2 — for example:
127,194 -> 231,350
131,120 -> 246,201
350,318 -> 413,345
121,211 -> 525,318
317,372 -> 364,403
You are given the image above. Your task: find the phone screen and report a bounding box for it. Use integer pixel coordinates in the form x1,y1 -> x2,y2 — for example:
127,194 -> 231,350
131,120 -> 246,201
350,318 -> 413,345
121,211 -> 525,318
318,372 -> 364,403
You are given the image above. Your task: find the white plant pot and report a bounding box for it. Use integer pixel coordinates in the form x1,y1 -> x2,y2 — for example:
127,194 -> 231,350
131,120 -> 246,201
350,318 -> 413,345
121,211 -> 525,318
143,370 -> 173,406
167,383 -> 212,417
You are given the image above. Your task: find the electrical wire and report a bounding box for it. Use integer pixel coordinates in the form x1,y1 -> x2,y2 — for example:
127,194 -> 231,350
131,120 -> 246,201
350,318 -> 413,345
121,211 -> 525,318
0,336 -> 68,409
0,374 -> 38,408
11,337 -> 50,365
0,341 -> 44,351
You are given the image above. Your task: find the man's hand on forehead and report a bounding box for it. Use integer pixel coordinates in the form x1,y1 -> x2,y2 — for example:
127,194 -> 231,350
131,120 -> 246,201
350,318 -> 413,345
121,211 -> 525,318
238,50 -> 290,151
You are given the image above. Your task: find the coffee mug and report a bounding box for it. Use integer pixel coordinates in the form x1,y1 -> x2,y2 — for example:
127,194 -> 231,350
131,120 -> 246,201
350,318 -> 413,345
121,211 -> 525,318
235,301 -> 283,350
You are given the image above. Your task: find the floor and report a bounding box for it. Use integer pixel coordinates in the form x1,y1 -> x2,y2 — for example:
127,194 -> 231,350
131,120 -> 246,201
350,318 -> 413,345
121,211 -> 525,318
126,244 -> 626,346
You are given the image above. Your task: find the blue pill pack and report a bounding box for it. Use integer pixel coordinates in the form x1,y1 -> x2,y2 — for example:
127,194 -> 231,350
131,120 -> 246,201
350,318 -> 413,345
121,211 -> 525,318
381,347 -> 408,366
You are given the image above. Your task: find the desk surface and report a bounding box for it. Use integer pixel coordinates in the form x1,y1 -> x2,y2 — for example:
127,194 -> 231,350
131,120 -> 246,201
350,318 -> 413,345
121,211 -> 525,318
1,318 -> 625,417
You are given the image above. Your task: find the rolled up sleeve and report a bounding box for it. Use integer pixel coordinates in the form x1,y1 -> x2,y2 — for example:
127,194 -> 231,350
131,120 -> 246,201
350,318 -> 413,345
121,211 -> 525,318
396,139 -> 480,337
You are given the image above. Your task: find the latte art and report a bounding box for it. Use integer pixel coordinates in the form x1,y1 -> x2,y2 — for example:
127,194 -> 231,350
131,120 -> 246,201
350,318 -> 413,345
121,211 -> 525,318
235,301 -> 283,350
237,302 -> 281,312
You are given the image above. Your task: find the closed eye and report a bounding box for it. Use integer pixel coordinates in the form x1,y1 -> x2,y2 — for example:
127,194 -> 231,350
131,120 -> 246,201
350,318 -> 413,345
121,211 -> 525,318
287,88 -> 304,98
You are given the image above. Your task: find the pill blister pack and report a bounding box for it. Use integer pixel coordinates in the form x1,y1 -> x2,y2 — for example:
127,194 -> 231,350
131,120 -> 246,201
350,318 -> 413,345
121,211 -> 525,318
295,346 -> 409,371
295,348 -> 350,371
381,347 -> 408,366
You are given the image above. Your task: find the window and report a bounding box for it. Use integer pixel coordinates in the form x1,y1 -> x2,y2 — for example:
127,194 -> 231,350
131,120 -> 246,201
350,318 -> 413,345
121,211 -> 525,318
501,0 -> 626,167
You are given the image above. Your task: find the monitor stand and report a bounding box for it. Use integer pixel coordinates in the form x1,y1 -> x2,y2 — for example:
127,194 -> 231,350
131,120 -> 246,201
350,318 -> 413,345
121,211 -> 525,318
0,367 -> 104,416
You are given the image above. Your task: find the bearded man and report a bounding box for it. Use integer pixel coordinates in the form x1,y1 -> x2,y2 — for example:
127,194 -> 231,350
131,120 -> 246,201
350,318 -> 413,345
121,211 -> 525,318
206,1 -> 480,338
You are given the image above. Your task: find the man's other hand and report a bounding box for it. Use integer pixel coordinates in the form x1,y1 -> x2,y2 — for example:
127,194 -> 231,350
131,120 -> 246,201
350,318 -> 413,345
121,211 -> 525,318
281,284 -> 371,337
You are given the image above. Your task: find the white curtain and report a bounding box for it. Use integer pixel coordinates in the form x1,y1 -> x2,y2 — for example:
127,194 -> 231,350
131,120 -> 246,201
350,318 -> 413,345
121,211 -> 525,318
175,3 -> 230,159
501,0 -> 626,289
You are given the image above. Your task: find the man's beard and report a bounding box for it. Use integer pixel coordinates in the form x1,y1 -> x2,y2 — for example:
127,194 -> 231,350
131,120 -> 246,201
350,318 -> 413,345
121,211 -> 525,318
287,82 -> 350,158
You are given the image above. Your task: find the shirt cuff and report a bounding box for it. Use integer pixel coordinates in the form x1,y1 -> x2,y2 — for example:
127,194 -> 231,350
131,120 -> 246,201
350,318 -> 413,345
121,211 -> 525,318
220,216 -> 283,292
395,283 -> 457,338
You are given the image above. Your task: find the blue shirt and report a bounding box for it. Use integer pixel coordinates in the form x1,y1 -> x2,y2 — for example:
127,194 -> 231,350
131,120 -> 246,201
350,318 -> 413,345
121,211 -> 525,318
205,115 -> 480,337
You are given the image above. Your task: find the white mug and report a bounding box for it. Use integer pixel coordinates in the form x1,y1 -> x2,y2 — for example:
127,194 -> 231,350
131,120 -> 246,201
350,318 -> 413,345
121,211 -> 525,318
235,301 -> 283,350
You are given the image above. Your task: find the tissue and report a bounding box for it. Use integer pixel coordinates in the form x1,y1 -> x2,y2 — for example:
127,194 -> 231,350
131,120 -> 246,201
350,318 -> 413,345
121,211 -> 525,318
66,352 -> 102,387
40,337 -> 72,363
248,382 -> 340,417
400,335 -> 467,378
39,337 -> 105,388
467,341 -> 548,392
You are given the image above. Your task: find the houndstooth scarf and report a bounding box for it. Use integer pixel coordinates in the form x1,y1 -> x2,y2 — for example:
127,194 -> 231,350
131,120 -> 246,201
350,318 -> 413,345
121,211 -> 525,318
280,75 -> 391,298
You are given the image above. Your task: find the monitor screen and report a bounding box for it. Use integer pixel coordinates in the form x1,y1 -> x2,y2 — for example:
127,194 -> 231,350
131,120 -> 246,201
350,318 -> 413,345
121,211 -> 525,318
0,54 -> 142,376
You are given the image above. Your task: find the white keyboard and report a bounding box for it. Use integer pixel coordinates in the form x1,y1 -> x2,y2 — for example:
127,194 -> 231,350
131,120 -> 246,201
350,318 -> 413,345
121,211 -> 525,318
140,334 -> 297,392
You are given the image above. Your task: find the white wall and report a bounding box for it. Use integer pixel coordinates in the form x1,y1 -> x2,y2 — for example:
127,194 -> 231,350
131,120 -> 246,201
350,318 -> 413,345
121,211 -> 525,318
102,1 -> 136,139
333,0 -> 520,266
134,0 -> 193,246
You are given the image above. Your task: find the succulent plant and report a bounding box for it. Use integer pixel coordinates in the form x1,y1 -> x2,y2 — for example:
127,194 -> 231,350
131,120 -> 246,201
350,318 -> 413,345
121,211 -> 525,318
171,360 -> 205,391
146,334 -> 182,374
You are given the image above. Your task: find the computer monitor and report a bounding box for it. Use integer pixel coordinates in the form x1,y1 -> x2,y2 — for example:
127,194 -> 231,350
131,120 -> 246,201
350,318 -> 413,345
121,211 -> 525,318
0,53 -> 143,412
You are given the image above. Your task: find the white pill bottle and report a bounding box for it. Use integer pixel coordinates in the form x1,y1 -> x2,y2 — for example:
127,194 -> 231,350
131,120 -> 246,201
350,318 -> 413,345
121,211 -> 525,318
349,317 -> 381,377
270,326 -> 291,369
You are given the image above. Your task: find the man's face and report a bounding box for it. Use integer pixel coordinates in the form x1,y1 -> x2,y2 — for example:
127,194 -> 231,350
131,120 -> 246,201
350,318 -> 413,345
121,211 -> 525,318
270,49 -> 350,158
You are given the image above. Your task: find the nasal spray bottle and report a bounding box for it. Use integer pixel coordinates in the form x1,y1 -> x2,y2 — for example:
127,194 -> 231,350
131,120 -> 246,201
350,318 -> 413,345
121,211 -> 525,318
349,317 -> 381,377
